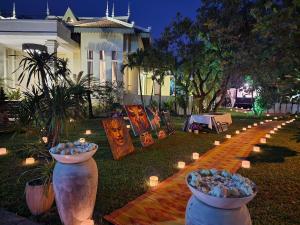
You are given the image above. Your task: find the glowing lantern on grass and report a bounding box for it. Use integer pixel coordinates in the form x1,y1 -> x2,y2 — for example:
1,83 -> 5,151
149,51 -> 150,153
277,125 -> 281,129
85,130 -> 92,135
253,123 -> 258,126
235,130 -> 240,134
226,134 -> 231,139
149,176 -> 159,187
241,160 -> 251,168
214,141 -> 220,146
260,138 -> 267,144
265,134 -> 271,138
242,127 -> 247,131
0,148 -> 7,155
25,157 -> 35,165
270,130 -> 275,134
194,130 -> 199,134
192,153 -> 199,160
253,146 -> 260,152
248,125 -> 252,128
178,161 -> 186,169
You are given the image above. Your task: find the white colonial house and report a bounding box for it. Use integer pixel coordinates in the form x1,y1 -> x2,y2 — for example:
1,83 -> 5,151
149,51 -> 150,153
0,2 -> 171,104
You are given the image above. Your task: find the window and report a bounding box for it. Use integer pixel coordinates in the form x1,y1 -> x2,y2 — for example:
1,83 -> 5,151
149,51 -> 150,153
112,51 -> 117,61
87,50 -> 93,76
99,50 -> 106,82
112,61 -> 118,82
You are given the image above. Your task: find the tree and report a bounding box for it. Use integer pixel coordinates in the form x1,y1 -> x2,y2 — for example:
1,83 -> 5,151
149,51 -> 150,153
122,49 -> 146,106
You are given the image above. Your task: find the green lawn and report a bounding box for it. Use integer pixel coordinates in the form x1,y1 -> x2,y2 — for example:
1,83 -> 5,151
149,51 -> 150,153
239,119 -> 300,225
0,111 -> 294,225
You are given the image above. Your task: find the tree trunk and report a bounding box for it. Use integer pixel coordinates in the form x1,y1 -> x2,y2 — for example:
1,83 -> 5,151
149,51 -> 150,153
159,83 -> 162,111
138,68 -> 145,107
87,91 -> 94,119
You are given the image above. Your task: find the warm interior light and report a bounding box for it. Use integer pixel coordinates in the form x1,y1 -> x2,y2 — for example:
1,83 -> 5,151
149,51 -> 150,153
226,134 -> 231,139
178,161 -> 186,169
242,160 -> 251,168
0,148 -> 7,155
25,157 -> 35,165
253,146 -> 260,152
192,152 -> 199,160
149,176 -> 159,187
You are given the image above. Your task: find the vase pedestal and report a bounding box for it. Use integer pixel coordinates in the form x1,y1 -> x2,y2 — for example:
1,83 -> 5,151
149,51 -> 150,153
53,158 -> 98,225
186,195 -> 252,225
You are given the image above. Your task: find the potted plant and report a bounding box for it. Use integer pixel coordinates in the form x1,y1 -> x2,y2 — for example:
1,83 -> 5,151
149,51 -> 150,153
19,145 -> 55,216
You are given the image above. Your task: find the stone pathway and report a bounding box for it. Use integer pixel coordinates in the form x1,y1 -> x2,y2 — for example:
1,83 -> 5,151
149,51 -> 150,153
104,121 -> 281,225
0,208 -> 41,225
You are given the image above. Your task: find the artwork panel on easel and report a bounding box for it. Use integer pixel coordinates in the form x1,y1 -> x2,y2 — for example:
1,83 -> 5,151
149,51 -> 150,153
124,105 -> 152,136
161,111 -> 175,135
140,132 -> 155,147
102,118 -> 135,160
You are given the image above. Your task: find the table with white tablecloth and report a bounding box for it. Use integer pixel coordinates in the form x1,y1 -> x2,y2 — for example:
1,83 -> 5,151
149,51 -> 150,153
188,113 -> 232,129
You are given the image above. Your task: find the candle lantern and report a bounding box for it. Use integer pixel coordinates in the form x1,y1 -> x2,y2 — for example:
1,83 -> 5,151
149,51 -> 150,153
149,176 -> 159,187
253,146 -> 260,152
253,123 -> 258,126
274,128 -> 278,131
265,134 -> 271,138
260,138 -> 267,144
226,134 -> 231,139
277,125 -> 281,129
248,125 -> 252,128
241,160 -> 251,168
192,152 -> 199,160
0,148 -> 7,155
266,114 -> 270,117
274,117 -> 278,120
270,130 -> 275,134
188,129 -> 192,133
214,140 -> 220,146
260,121 -> 264,124
282,123 -> 286,126
85,130 -> 92,135
242,127 -> 247,131
235,130 -> 240,134
178,161 -> 186,169
25,157 -> 35,165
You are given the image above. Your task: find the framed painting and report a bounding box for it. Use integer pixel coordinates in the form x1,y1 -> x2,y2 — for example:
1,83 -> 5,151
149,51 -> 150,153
124,105 -> 152,136
102,118 -> 135,160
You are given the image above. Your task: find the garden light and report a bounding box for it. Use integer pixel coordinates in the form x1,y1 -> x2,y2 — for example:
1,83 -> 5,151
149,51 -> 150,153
235,130 -> 240,134
253,123 -> 258,126
270,130 -> 275,134
248,125 -> 252,128
214,141 -> 220,146
0,148 -> 7,155
265,134 -> 271,138
85,130 -> 92,135
25,157 -> 35,165
226,134 -> 231,139
149,176 -> 159,187
242,127 -> 247,131
253,146 -> 260,152
178,161 -> 186,169
241,160 -> 251,168
192,152 -> 199,160
260,138 -> 267,144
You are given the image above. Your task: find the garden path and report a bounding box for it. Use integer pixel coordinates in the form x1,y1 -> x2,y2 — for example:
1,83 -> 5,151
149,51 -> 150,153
104,121 -> 282,225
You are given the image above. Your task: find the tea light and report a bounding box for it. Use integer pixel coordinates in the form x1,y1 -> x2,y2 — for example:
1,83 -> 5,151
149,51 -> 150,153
248,125 -> 252,128
226,134 -> 231,139
79,138 -> 86,143
25,157 -> 35,165
214,140 -> 220,146
241,160 -> 251,168
274,128 -> 278,131
282,123 -> 286,126
260,121 -> 264,124
126,125 -> 131,129
178,161 -> 186,169
149,176 -> 159,187
253,146 -> 260,152
235,130 -> 240,134
270,130 -> 275,134
260,138 -> 267,144
253,123 -> 258,126
194,130 -> 199,134
42,136 -> 48,144
242,127 -> 247,131
277,125 -> 281,129
85,130 -> 92,135
0,148 -> 7,155
192,152 -> 200,160
265,134 -> 271,138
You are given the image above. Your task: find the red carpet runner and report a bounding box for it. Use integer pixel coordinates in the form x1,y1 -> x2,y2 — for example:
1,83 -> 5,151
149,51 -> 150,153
104,122 -> 280,225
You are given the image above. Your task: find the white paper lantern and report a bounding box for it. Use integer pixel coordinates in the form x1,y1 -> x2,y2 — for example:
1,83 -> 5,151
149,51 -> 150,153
282,123 -> 286,126
274,117 -> 278,120
274,128 -> 278,131
265,134 -> 271,138
241,160 -> 251,168
149,176 -> 159,187
226,134 -> 231,139
188,129 -> 192,133
266,114 -> 270,117
270,130 -> 275,134
214,140 -> 220,146
253,146 -> 260,152
248,125 -> 252,128
277,125 -> 282,129
178,161 -> 186,169
260,138 -> 267,144
253,123 -> 258,126
0,148 -> 7,155
242,127 -> 247,131
192,152 -> 200,160
260,121 -> 264,124
235,130 -> 240,134
85,130 -> 92,135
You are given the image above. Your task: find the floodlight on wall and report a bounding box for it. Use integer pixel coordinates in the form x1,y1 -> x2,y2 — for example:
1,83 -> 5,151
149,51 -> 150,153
22,43 -> 47,54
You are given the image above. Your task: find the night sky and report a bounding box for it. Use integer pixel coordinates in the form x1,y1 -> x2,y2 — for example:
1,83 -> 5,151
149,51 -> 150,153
0,0 -> 200,38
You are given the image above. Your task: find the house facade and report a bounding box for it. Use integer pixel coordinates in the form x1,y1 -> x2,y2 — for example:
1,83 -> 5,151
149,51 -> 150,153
0,2 -> 171,105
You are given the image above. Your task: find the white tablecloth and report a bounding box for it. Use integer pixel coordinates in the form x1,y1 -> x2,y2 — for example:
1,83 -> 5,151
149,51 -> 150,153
188,113 -> 232,129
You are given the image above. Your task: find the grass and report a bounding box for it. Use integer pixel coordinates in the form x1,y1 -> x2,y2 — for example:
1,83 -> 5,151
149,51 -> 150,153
0,110 -> 292,225
239,119 -> 300,225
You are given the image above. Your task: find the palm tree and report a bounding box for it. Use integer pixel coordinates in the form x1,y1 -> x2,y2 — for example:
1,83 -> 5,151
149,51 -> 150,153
17,50 -> 70,99
121,48 -> 145,106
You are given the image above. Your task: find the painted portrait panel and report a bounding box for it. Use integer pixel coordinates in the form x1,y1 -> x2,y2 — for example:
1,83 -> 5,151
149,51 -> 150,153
124,105 -> 152,136
102,118 -> 135,160
140,132 -> 155,147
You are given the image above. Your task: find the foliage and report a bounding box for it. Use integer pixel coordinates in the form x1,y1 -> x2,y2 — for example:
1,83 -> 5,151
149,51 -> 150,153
6,88 -> 22,100
0,87 -> 7,103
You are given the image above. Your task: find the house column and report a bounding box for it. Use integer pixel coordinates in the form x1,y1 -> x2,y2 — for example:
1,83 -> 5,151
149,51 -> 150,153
45,40 -> 58,55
